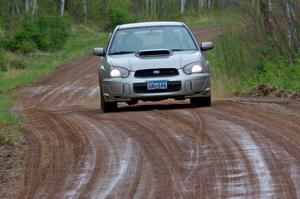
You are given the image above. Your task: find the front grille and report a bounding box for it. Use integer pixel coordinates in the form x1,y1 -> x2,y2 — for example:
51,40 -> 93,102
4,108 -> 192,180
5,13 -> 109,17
134,68 -> 179,78
133,81 -> 181,93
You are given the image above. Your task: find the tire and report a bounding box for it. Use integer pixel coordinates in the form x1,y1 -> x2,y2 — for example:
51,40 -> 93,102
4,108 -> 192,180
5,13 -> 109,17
190,96 -> 211,107
100,88 -> 117,113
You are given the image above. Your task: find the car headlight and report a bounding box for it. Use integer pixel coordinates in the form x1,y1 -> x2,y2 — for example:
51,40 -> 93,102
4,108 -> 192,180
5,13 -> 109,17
183,63 -> 205,75
110,66 -> 130,78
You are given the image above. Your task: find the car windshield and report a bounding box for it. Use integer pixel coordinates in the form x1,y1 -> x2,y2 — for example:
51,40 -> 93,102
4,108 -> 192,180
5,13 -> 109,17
109,26 -> 198,55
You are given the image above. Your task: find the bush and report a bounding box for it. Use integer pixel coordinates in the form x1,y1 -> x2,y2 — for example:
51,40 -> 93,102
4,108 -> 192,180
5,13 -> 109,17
31,16 -> 70,50
10,56 -> 27,70
7,31 -> 37,53
6,16 -> 70,53
206,15 -> 296,94
0,51 -> 27,71
0,36 -> 8,49
105,1 -> 135,30
0,49 -> 6,71
207,21 -> 263,93
252,58 -> 300,90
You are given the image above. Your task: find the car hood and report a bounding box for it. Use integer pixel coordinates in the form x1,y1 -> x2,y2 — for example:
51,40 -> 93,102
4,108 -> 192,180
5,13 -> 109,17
107,51 -> 202,71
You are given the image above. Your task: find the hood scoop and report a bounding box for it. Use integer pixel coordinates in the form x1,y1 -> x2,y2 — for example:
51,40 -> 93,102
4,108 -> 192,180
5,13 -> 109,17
136,49 -> 172,57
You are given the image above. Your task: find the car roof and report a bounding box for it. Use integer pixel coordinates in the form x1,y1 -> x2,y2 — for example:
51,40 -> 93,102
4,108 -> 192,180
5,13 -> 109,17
118,21 -> 185,30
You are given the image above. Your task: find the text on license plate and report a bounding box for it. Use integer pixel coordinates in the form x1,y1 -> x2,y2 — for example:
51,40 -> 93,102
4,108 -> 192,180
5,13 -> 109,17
147,80 -> 168,90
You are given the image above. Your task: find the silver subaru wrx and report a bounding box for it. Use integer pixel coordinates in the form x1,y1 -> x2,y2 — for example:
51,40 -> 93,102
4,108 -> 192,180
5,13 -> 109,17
93,22 -> 213,112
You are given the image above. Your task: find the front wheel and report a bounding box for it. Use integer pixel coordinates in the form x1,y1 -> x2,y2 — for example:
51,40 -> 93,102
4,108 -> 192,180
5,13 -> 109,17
100,89 -> 117,113
190,96 -> 211,107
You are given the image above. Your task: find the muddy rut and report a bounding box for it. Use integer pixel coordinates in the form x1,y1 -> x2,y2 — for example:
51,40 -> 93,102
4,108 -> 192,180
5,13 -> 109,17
10,27 -> 300,198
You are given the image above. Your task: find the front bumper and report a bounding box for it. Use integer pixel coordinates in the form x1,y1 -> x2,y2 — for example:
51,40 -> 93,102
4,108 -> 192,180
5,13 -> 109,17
101,69 -> 210,102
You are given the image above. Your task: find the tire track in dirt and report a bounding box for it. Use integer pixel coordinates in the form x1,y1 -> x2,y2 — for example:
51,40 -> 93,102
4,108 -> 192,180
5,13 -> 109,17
149,109 -> 256,198
198,102 -> 300,198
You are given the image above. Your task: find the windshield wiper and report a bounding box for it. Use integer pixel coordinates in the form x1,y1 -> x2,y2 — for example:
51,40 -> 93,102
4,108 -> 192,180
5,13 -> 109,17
110,51 -> 135,55
171,49 -> 195,51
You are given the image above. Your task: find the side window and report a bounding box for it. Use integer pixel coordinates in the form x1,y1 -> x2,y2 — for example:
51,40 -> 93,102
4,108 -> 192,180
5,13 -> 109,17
105,33 -> 113,50
110,32 -> 127,53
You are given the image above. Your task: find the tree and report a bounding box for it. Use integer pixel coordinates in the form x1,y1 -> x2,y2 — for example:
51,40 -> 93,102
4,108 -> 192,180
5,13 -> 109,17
60,0 -> 65,16
25,0 -> 29,15
32,0 -> 37,16
83,0 -> 88,22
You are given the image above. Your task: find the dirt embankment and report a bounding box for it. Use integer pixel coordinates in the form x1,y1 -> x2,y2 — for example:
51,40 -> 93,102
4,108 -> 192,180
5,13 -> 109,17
246,84 -> 300,99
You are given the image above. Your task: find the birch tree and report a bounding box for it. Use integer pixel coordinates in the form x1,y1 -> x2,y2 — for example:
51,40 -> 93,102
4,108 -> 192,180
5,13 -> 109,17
180,0 -> 186,14
83,0 -> 88,22
60,0 -> 65,16
199,0 -> 205,10
25,0 -> 29,15
31,0 -> 37,16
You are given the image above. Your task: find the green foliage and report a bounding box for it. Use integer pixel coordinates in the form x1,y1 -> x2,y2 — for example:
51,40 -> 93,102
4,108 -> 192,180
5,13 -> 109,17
207,21 -> 262,94
0,49 -> 5,71
185,10 -> 240,27
0,112 -> 24,146
0,25 -> 108,146
7,32 -> 37,53
6,16 -> 70,53
105,0 -> 135,30
0,95 -> 24,145
0,51 -> 27,72
208,17 -> 300,95
10,56 -> 27,70
251,58 -> 300,90
31,16 -> 70,50
0,37 -> 8,49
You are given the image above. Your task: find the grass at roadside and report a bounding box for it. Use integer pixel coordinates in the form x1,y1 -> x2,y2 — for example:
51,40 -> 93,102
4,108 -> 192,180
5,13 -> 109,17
185,10 -> 299,98
0,24 -> 109,145
184,10 -> 241,27
205,18 -> 300,97
184,9 -> 300,99
184,11 -> 246,98
184,15 -> 219,27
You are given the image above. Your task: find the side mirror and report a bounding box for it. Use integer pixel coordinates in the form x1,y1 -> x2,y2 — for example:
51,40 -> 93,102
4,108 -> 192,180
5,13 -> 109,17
200,42 -> 213,51
93,47 -> 106,56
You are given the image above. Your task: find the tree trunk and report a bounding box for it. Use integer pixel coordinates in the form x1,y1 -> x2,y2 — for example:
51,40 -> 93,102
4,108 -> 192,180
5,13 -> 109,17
25,0 -> 29,15
15,1 -> 20,15
199,0 -> 205,10
146,0 -> 149,16
60,0 -> 65,16
286,0 -> 297,63
31,0 -> 37,16
180,0 -> 186,14
9,1 -> 14,16
268,0 -> 273,23
208,0 -> 212,10
83,0 -> 88,22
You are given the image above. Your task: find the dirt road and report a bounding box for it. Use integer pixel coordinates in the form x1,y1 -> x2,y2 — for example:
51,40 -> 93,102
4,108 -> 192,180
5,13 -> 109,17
10,26 -> 300,198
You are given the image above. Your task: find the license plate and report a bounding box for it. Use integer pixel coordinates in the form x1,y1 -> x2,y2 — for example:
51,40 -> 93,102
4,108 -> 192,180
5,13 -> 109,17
147,80 -> 168,90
